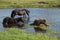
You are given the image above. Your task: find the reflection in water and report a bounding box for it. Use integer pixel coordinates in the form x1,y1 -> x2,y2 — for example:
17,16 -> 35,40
0,28 -> 7,32
25,28 -> 35,33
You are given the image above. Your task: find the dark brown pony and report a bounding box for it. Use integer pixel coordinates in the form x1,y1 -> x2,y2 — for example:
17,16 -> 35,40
30,18 -> 49,26
2,17 -> 24,28
11,9 -> 30,23
30,18 -> 49,33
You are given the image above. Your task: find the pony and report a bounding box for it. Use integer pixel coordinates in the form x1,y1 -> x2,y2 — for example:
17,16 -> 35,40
30,18 -> 49,33
30,18 -> 49,26
11,9 -> 30,23
2,17 -> 24,28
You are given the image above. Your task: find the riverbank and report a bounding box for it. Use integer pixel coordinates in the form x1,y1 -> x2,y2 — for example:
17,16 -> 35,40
0,28 -> 59,40
0,0 -> 60,8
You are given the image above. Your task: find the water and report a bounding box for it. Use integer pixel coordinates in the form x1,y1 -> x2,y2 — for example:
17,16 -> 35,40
0,8 -> 60,36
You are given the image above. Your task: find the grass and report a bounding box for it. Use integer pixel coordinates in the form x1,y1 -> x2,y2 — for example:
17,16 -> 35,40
0,28 -> 59,40
0,0 -> 60,8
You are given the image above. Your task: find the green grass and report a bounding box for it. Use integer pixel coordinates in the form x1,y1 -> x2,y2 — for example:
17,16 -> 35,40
0,28 -> 59,40
0,0 -> 60,8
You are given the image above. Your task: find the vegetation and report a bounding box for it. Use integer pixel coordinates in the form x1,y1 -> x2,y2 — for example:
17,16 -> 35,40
0,28 -> 59,40
0,0 -> 60,8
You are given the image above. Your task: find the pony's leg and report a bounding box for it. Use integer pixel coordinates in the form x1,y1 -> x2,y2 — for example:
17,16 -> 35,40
23,14 -> 29,24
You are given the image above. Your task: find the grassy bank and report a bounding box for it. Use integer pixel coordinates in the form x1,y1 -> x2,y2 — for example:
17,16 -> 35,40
0,28 -> 59,40
0,0 -> 60,8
